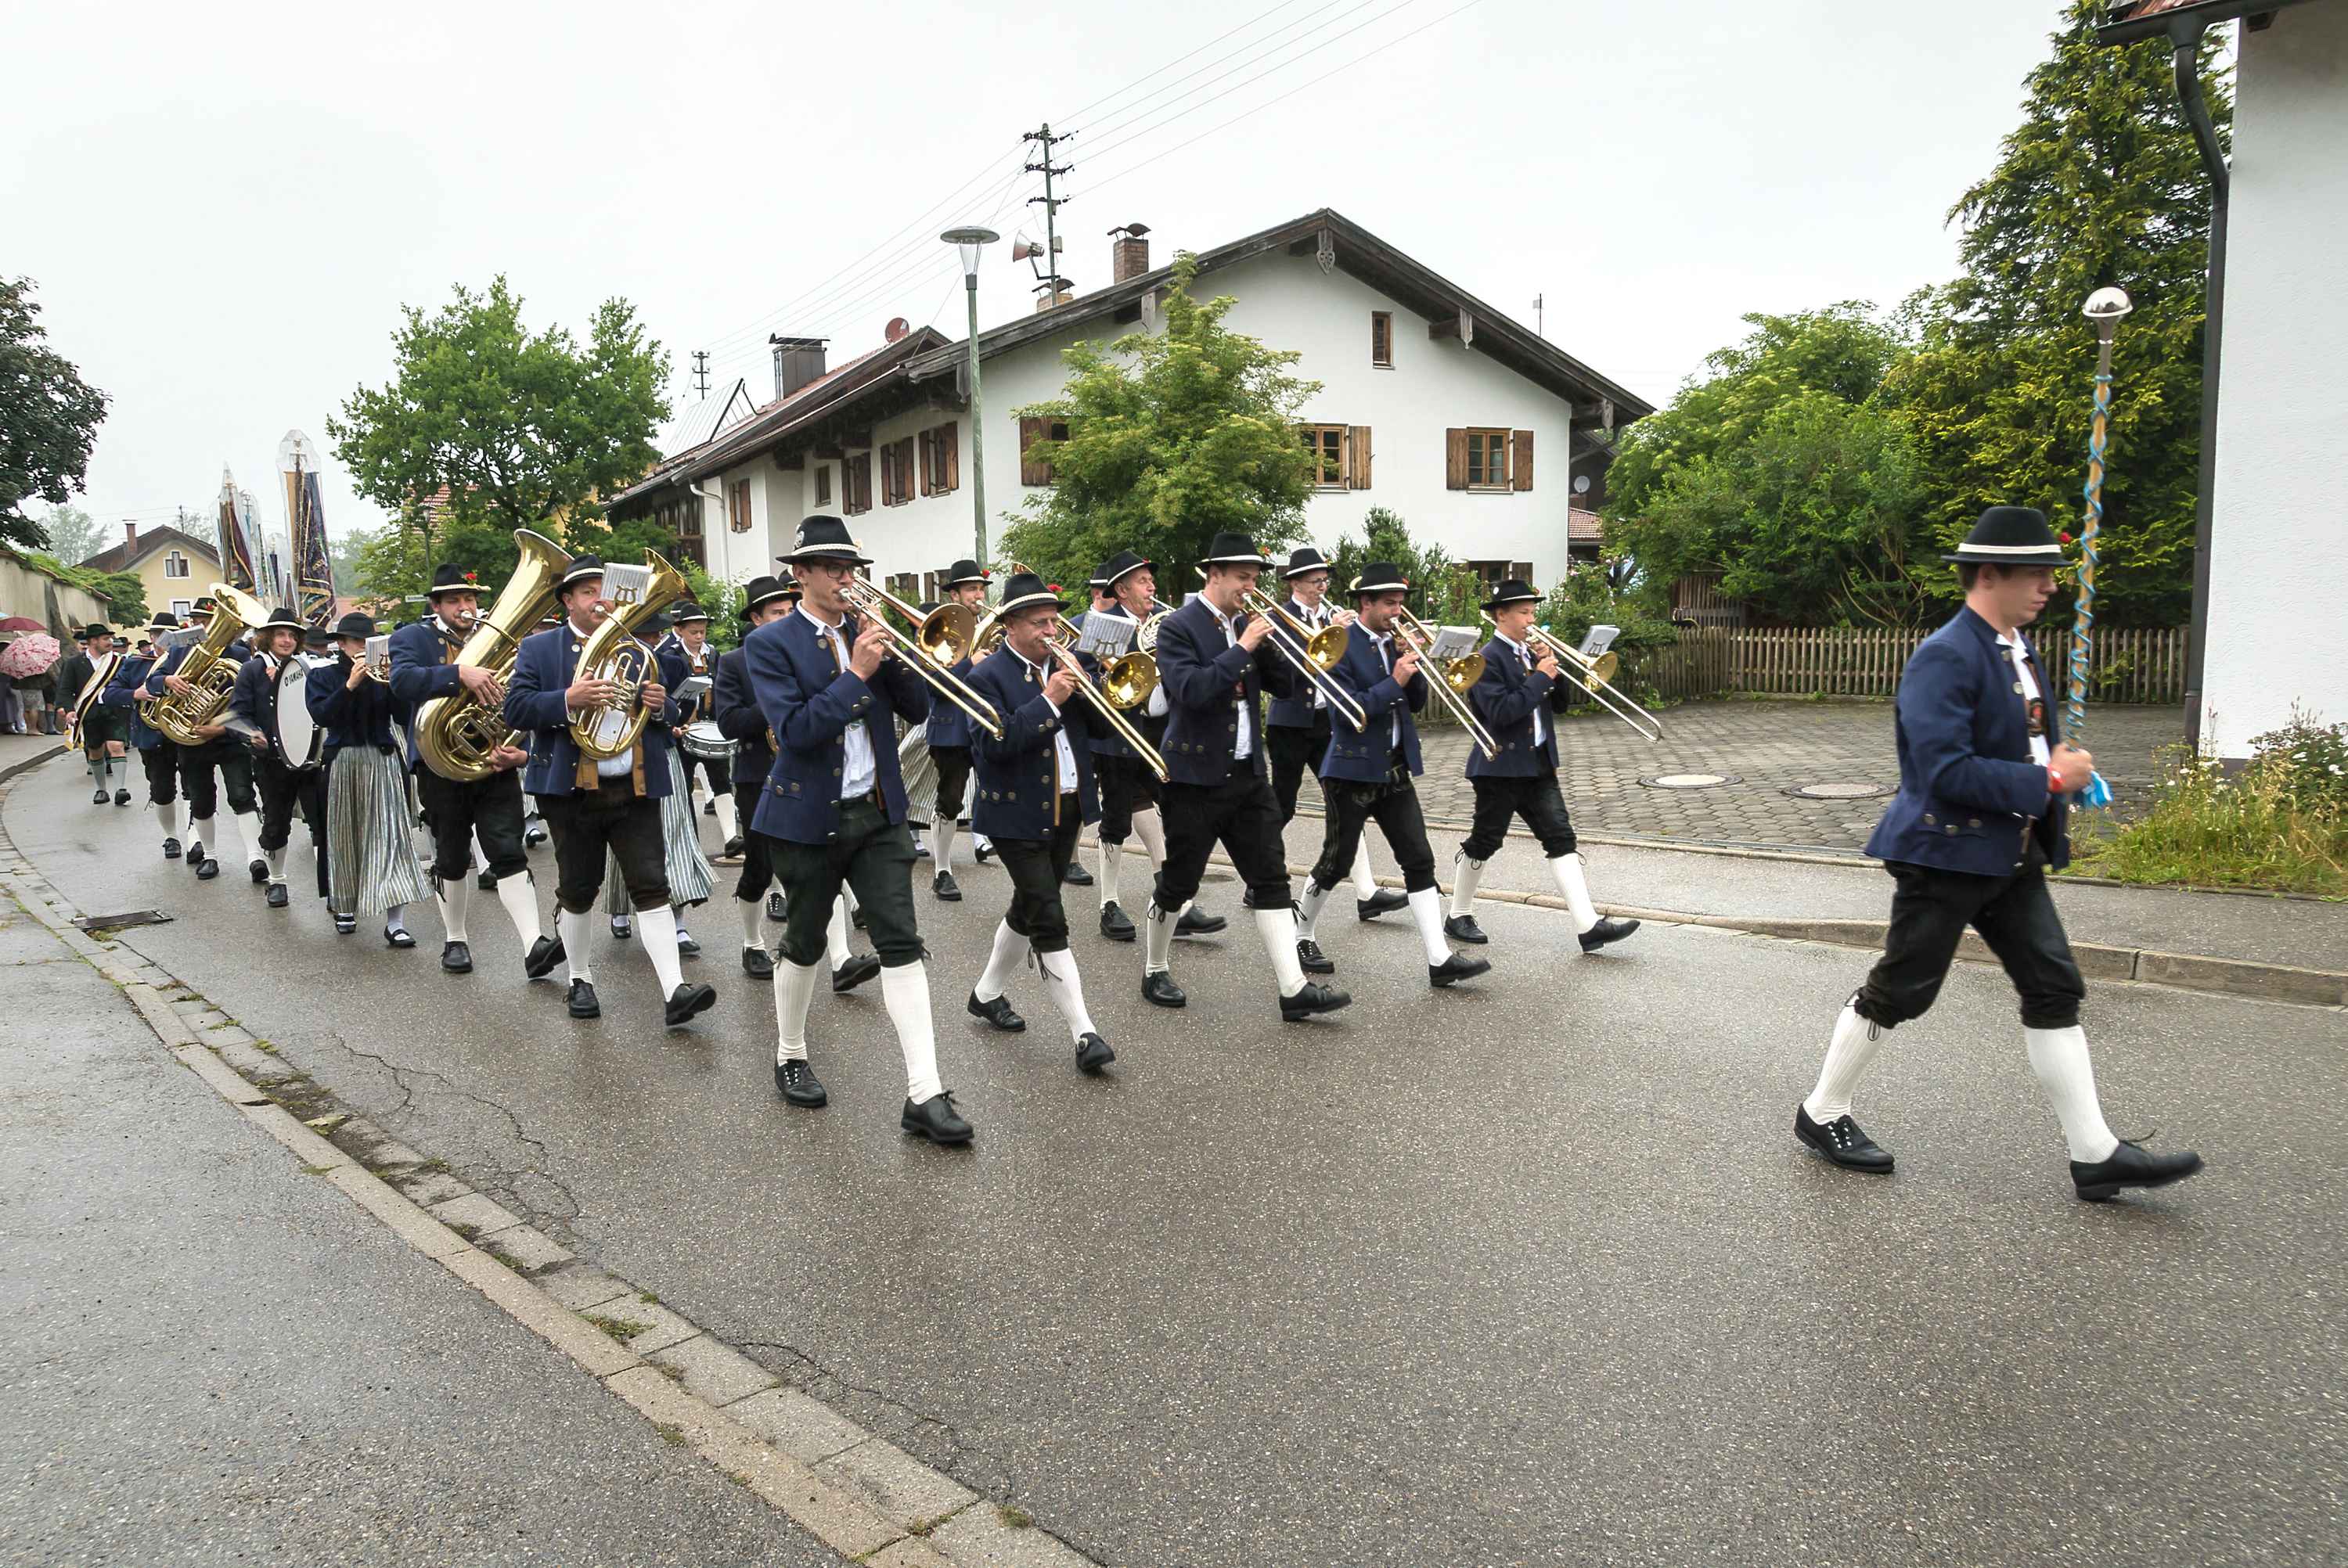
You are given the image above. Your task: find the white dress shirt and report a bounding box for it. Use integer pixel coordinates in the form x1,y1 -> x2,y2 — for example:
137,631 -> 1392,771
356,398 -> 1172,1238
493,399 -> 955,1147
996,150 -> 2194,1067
1368,629 -> 1402,748
800,605 -> 877,800
1203,599 -> 1254,760
1292,597 -> 1328,710
1997,630 -> 2052,768
1494,630 -> 1543,748
1014,647 -> 1079,791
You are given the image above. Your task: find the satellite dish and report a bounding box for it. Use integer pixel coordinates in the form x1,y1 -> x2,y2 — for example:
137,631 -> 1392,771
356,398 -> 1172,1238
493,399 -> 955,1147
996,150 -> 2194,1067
1572,474 -> 1592,494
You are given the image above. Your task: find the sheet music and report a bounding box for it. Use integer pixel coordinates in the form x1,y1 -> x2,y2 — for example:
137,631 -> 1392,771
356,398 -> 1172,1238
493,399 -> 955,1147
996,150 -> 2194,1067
674,674 -> 713,701
1074,615 -> 1136,659
601,563 -> 654,606
1580,624 -> 1621,660
1425,624 -> 1482,662
366,635 -> 391,664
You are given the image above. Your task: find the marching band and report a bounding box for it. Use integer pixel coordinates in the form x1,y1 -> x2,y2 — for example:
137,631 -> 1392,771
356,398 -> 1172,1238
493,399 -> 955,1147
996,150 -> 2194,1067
41,503 -> 2197,1198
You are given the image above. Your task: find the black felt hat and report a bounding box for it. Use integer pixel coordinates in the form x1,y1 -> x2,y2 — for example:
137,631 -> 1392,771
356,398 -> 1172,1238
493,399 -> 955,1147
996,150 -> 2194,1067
942,559 -> 990,588
739,574 -> 795,616
992,572 -> 1064,618
558,555 -> 607,590
1281,547 -> 1332,580
81,624 -> 113,641
1349,562 -> 1410,597
778,515 -> 870,566
1943,505 -> 2067,565
1480,577 -> 1542,612
331,612 -> 376,639
147,612 -> 181,631
189,595 -> 218,617
668,600 -> 711,625
425,563 -> 483,599
254,605 -> 306,634
1097,550 -> 1153,591
1195,533 -> 1268,570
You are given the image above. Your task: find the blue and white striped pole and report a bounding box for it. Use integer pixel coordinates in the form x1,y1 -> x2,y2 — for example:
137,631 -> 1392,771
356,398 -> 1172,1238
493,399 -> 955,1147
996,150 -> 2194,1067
2069,286 -> 2132,809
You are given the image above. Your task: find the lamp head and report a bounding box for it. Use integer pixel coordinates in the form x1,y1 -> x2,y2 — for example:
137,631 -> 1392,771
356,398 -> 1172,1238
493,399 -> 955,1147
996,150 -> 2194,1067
2082,286 -> 2134,324
941,225 -> 1000,279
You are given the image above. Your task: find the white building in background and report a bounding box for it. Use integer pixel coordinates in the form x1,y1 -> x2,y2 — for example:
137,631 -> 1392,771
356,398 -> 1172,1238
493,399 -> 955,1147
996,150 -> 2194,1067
611,208 -> 1652,606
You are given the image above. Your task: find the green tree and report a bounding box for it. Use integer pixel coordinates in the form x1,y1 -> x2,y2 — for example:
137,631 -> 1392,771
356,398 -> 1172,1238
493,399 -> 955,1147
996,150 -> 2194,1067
1001,255 -> 1319,595
1885,0 -> 2226,626
1,279 -> 110,552
88,570 -> 146,626
31,502 -> 105,565
329,276 -> 669,551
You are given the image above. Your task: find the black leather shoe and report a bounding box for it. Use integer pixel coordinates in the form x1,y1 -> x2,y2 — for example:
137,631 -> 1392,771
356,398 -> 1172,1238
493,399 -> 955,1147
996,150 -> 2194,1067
902,1090 -> 974,1145
193,854 -> 219,879
524,934 -> 564,980
1062,859 -> 1093,886
567,978 -> 600,1018
1142,970 -> 1187,1009
249,858 -> 269,885
185,841 -> 205,869
676,931 -> 702,958
1297,938 -> 1334,975
114,789 -> 132,806
476,868 -> 497,892
1075,1033 -> 1115,1074
2071,1138 -> 2204,1203
913,840 -> 931,860
524,824 -> 548,847
1444,914 -> 1488,945
265,883 -> 289,909
1280,981 -> 1352,1021
933,870 -> 961,902
1099,901 -> 1136,941
722,835 -> 744,860
967,991 -> 1026,1032
92,787 -> 109,804
765,891 -> 787,924
850,903 -> 867,930
162,837 -> 182,860
334,914 -> 357,935
610,914 -> 632,939
1356,889 -> 1407,921
832,952 -> 881,993
1176,904 -> 1226,937
702,798 -> 717,816
775,1058 -> 827,1107
1794,1106 -> 1895,1173
384,925 -> 415,948
742,945 -> 774,979
664,982 -> 718,1028
1429,952 -> 1491,987
1579,917 -> 1640,953
441,940 -> 473,974
973,841 -> 993,865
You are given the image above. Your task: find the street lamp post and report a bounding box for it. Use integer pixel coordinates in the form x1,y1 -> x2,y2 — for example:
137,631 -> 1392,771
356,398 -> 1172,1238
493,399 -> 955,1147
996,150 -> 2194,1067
942,227 -> 999,569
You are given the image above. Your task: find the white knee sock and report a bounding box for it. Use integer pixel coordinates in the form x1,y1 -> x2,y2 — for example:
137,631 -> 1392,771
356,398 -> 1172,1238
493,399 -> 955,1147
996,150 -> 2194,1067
1143,899 -> 1181,975
974,919 -> 1026,1003
711,790 -> 739,843
633,904 -> 686,994
1350,836 -> 1379,898
495,871 -> 543,947
1132,807 -> 1167,872
1406,888 -> 1453,965
735,895 -> 763,950
558,906 -> 592,983
1097,840 -> 1122,906
438,872 -> 472,942
934,817 -> 958,873
1037,948 -> 1097,1041
826,897 -> 852,968
2025,1025 -> 2120,1162
1254,906 -> 1307,997
880,960 -> 942,1103
1295,880 -> 1334,941
265,847 -> 286,885
1803,1000 -> 1886,1122
773,959 -> 820,1061
1449,851 -> 1485,919
471,826 -> 489,871
157,800 -> 180,840
1549,852 -> 1600,933
232,810 -> 265,865
190,814 -> 215,854
386,904 -> 408,934
842,883 -> 861,914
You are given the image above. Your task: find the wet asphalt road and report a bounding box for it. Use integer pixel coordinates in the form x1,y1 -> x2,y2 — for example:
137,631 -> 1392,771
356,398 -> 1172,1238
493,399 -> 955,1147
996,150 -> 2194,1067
9,760 -> 2345,1567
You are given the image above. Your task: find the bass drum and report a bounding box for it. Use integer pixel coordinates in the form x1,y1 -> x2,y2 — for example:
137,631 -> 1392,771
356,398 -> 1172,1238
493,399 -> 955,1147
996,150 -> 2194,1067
679,719 -> 736,762
272,656 -> 325,771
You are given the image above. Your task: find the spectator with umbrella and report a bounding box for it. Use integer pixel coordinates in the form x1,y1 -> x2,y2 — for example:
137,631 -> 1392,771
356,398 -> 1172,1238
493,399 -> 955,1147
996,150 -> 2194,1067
0,620 -> 64,734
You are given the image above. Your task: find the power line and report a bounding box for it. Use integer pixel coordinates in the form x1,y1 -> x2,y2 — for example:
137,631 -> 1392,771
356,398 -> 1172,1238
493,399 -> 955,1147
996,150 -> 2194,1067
1067,0 -> 1374,145
1052,0 -> 1320,124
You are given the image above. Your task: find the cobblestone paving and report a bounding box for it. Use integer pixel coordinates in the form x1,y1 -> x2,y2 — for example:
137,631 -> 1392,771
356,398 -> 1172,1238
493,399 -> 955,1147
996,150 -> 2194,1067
1297,699 -> 2184,854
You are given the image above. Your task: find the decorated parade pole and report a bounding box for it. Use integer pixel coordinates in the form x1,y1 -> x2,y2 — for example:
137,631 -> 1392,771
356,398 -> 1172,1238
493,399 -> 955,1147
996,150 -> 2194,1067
2068,286 -> 2132,809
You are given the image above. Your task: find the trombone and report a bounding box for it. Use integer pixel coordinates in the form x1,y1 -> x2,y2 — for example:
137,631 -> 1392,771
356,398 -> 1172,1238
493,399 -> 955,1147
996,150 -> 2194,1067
1239,588 -> 1367,732
1039,623 -> 1169,782
1480,612 -> 1665,742
1391,607 -> 1500,760
840,578 -> 1004,740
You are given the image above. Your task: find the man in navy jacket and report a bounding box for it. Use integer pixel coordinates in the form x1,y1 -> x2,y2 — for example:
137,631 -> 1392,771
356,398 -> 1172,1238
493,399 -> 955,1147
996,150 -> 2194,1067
920,559 -> 992,900
503,556 -> 711,1030
1141,531 -> 1348,1022
1796,506 -> 2202,1203
960,573 -> 1114,1074
1291,564 -> 1488,990
226,606 -> 327,909
747,515 -> 971,1145
145,595 -> 262,881
1443,578 -> 1639,955
103,613 -> 186,860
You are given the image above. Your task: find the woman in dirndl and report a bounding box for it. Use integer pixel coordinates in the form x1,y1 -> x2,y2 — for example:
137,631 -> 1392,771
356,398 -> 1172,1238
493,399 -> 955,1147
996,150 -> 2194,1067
308,613 -> 431,945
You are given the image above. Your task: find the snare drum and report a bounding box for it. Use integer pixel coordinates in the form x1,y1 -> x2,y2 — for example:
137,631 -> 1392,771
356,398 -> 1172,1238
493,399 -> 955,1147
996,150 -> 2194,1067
679,719 -> 735,762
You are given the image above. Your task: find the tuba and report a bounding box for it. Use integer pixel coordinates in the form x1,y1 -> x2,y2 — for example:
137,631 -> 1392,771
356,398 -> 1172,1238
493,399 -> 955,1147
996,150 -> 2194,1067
149,584 -> 268,746
569,550 -> 689,760
413,530 -> 572,782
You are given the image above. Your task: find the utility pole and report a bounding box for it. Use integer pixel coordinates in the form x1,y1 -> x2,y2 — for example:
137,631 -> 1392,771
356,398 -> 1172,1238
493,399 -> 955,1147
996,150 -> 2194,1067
1533,294 -> 1545,339
1023,122 -> 1074,304
691,350 -> 711,401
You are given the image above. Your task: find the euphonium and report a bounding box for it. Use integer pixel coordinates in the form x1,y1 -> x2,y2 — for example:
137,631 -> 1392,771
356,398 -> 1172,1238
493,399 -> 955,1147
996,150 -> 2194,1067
413,529 -> 573,782
150,584 -> 268,746
570,550 -> 690,761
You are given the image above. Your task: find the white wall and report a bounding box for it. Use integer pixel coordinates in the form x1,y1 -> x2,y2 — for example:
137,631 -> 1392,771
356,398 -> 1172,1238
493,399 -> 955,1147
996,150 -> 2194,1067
2202,6 -> 2348,757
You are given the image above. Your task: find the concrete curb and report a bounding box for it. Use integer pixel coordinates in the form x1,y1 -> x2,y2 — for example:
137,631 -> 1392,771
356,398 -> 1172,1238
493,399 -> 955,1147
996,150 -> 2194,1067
0,740 -> 65,786
0,778 -> 1102,1568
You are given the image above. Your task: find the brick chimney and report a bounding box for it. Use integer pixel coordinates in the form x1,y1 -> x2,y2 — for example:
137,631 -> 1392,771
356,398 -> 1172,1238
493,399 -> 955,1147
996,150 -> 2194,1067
124,521 -> 138,550
1111,223 -> 1152,285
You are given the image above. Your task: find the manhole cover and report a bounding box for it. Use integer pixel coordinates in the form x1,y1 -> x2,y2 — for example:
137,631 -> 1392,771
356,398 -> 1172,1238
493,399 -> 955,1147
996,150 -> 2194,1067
1783,782 -> 1895,800
1640,773 -> 1741,789
71,909 -> 175,933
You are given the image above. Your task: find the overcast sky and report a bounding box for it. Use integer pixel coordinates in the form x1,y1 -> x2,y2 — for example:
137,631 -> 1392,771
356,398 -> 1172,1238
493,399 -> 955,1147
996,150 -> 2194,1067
9,0 -> 2078,554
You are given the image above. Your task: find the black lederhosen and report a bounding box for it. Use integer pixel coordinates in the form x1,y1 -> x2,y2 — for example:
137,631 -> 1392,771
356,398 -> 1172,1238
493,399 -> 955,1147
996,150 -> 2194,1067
141,742 -> 181,805
731,780 -> 775,901
1856,840 -> 2085,1031
993,798 -> 1083,954
1460,773 -> 1578,861
1267,713 -> 1331,825
257,751 -> 330,894
1311,748 -> 1438,894
929,744 -> 973,825
178,737 -> 257,822
1154,771 -> 1290,913
766,796 -> 920,969
412,764 -> 529,883
538,775 -> 670,915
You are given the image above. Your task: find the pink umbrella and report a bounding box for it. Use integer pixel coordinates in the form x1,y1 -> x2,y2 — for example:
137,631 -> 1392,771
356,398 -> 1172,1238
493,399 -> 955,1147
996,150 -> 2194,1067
0,632 -> 62,677
0,615 -> 46,633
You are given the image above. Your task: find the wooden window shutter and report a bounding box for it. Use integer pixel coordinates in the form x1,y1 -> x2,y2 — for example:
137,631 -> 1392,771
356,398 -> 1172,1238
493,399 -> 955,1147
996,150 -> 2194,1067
945,423 -> 960,491
1019,416 -> 1046,485
1349,426 -> 1372,490
1512,429 -> 1535,491
1446,428 -> 1468,491
917,430 -> 934,497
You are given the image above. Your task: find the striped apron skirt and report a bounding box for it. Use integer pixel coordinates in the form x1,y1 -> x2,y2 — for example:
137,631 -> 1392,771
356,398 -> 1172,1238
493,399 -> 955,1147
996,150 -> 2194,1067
898,720 -> 938,829
606,746 -> 713,913
326,745 -> 432,917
